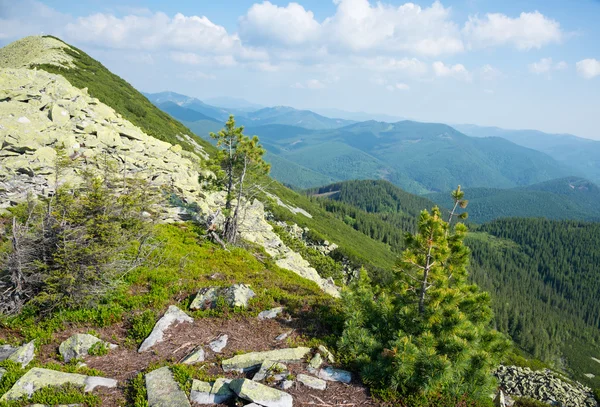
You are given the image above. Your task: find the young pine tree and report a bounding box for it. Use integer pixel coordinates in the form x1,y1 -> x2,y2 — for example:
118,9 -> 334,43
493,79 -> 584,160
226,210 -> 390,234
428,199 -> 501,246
210,115 -> 270,244
338,187 -> 508,402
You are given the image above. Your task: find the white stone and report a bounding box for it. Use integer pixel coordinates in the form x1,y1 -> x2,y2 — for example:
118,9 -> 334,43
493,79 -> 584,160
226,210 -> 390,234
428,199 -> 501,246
138,305 -> 193,352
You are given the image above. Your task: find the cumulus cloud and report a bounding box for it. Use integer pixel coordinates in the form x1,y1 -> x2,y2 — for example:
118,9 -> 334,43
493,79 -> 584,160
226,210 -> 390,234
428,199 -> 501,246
528,57 -> 567,74
362,57 -> 429,76
432,61 -> 471,81
576,59 -> 600,79
239,1 -> 320,46
464,11 -> 563,50
0,0 -> 69,39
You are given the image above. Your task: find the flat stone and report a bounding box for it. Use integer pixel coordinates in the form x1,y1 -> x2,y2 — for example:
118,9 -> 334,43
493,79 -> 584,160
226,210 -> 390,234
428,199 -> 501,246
222,347 -> 311,372
145,366 -> 191,407
253,360 -> 288,382
318,367 -> 352,383
190,378 -> 234,404
258,307 -> 284,320
59,334 -> 116,363
229,378 -> 293,407
49,104 -> 70,126
8,340 -> 35,368
139,305 -> 193,352
208,334 -> 228,353
318,345 -> 335,363
275,331 -> 291,341
309,353 -> 323,370
297,374 -> 327,390
280,380 -> 294,390
181,347 -> 205,365
0,367 -> 117,401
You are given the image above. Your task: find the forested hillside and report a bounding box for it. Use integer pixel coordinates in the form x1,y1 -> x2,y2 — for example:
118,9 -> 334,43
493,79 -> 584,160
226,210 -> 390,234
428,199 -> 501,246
308,180 -> 600,389
428,177 -> 600,223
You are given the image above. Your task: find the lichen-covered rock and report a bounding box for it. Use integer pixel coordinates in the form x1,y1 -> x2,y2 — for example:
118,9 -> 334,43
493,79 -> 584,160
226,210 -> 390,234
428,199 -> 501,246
494,365 -> 597,407
181,347 -> 205,365
0,368 -> 117,401
258,307 -> 283,320
309,353 -> 324,370
229,378 -> 293,407
252,360 -> 288,382
222,347 -> 311,372
0,340 -> 35,368
318,367 -> 352,384
59,334 -> 116,363
317,345 -> 335,363
189,284 -> 255,310
145,366 -> 190,407
190,378 -> 234,404
138,305 -> 193,352
297,374 -> 327,390
208,334 -> 228,353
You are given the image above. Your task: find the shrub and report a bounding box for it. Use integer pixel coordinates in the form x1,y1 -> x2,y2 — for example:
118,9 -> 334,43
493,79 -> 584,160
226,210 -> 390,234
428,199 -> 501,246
127,310 -> 157,345
514,397 -> 551,407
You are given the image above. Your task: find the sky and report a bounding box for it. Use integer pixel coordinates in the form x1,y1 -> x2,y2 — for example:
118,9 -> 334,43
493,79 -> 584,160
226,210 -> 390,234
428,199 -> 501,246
1,0 -> 599,139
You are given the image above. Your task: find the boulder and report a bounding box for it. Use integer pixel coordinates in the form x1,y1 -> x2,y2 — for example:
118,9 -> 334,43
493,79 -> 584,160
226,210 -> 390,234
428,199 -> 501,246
297,374 -> 327,390
0,368 -> 117,401
138,305 -> 193,352
181,347 -> 205,365
318,367 -> 352,384
258,307 -> 284,320
49,104 -> 70,126
0,340 -> 35,368
208,334 -> 228,353
59,334 -> 117,363
222,347 -> 311,372
190,378 -> 234,404
229,378 -> 293,407
309,353 -> 324,370
190,284 -> 256,310
145,366 -> 190,407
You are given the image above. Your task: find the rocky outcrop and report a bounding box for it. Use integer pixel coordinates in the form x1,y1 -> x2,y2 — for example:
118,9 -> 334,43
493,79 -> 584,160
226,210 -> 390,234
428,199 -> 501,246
495,365 -> 597,407
0,368 -> 117,401
190,379 -> 234,404
0,36 -> 77,69
59,334 -> 117,363
145,366 -> 191,407
138,305 -> 193,352
222,347 -> 311,372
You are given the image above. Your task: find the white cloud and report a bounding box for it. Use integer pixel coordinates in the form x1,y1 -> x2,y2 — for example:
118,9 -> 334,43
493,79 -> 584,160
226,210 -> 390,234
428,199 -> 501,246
576,59 -> 600,79
395,82 -> 410,90
292,79 -> 326,89
64,12 -> 241,53
432,61 -> 471,81
480,64 -> 502,80
464,11 -> 563,50
170,52 -> 237,67
528,57 -> 568,74
362,57 -> 429,76
239,1 -> 320,46
323,0 -> 463,56
0,0 -> 69,39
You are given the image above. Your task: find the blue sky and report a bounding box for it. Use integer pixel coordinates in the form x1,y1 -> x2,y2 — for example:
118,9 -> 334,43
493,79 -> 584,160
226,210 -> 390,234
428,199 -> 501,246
1,0 -> 599,139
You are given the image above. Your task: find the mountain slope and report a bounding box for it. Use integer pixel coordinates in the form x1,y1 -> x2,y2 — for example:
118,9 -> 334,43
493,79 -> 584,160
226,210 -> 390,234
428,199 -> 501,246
455,124 -> 600,185
428,177 -> 600,223
157,101 -> 220,123
242,106 -> 355,130
0,36 -> 213,154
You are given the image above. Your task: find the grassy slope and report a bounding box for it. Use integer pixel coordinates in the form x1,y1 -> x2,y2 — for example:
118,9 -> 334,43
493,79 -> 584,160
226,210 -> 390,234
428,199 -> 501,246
34,36 -> 214,155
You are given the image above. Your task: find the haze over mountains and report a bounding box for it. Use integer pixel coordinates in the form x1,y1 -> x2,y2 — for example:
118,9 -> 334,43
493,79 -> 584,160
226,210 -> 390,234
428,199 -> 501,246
146,91 -> 600,205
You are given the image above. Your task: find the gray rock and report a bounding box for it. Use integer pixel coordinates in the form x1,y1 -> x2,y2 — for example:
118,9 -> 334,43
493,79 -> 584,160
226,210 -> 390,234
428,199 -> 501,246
145,366 -> 190,407
297,374 -> 327,390
252,360 -> 288,382
0,368 -> 117,401
258,307 -> 284,320
1,340 -> 36,368
190,378 -> 234,404
208,334 -> 228,353
189,284 -> 255,310
229,378 -> 293,407
222,347 -> 311,372
181,347 -> 205,365
318,367 -> 352,384
59,334 -> 116,363
318,345 -> 335,363
138,305 -> 193,352
275,331 -> 292,341
280,380 -> 294,390
309,353 -> 323,370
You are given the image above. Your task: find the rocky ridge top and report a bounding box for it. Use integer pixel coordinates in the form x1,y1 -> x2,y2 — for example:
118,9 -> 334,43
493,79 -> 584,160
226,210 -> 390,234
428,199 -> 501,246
0,36 -> 77,69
